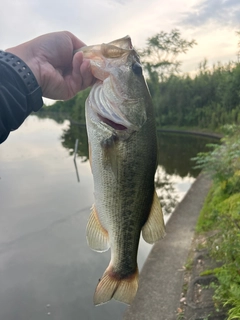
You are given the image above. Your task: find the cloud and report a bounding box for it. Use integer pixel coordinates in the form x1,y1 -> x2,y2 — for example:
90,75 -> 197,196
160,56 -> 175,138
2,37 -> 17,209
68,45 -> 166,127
0,0 -> 175,50
181,0 -> 240,28
1,0 -> 239,76
0,0 -> 116,48
110,0 -> 128,4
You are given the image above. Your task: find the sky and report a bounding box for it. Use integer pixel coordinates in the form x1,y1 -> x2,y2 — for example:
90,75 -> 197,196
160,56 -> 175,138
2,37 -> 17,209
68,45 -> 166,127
1,0 -> 240,79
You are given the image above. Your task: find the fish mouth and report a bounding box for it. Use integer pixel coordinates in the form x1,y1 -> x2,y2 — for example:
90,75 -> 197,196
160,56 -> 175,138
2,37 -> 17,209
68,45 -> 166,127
76,36 -> 134,82
80,37 -> 144,132
97,113 -> 128,131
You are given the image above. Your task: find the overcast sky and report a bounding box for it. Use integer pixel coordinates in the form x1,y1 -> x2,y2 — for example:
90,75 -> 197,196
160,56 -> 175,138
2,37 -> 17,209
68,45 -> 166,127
1,0 -> 240,75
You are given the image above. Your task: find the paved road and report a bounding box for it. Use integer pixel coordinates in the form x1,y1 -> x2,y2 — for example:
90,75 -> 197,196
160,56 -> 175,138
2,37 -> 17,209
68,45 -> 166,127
123,174 -> 211,320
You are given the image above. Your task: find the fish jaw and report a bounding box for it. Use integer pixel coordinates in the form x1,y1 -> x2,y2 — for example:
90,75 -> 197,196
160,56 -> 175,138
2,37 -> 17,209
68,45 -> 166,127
89,81 -> 134,129
78,37 -> 149,131
78,36 -> 132,82
86,81 -> 142,142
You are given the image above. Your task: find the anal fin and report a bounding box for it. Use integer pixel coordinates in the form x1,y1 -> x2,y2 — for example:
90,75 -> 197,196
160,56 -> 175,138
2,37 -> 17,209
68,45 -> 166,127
86,205 -> 110,252
142,189 -> 166,244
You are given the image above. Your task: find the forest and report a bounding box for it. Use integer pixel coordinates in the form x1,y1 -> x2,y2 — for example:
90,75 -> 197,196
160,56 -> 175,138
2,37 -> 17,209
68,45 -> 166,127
43,29 -> 240,132
148,60 -> 240,129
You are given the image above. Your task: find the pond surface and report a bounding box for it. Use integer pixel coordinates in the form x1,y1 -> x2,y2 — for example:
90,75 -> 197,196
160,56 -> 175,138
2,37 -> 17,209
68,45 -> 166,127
0,115 -> 218,320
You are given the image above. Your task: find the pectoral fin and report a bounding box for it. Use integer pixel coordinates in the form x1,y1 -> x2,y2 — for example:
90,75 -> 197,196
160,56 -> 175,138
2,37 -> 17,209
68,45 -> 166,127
86,205 -> 110,252
142,190 -> 166,244
101,135 -> 119,177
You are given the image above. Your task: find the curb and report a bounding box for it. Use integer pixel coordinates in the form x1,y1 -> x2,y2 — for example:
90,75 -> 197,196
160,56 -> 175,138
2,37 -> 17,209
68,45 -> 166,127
123,174 -> 212,320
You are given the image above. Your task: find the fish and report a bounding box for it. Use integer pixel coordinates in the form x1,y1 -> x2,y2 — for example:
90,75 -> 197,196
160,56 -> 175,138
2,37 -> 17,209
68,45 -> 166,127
79,36 -> 166,305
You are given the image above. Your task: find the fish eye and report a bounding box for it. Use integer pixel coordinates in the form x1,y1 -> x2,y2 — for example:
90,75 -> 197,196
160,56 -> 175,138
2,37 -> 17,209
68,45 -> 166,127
132,62 -> 142,75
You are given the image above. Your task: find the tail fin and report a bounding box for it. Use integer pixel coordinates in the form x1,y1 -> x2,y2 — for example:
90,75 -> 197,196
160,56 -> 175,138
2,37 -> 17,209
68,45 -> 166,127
94,265 -> 139,305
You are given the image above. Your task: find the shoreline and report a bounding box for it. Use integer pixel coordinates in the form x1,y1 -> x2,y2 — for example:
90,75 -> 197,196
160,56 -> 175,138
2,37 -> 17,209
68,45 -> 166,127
38,111 -> 224,140
157,128 -> 223,139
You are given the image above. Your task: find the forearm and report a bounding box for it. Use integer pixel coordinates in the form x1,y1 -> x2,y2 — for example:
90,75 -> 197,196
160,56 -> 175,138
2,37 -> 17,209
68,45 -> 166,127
0,51 -> 43,143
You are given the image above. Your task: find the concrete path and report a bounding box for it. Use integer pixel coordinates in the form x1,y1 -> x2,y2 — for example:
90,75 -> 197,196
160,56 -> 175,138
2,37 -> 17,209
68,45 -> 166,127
123,174 -> 211,320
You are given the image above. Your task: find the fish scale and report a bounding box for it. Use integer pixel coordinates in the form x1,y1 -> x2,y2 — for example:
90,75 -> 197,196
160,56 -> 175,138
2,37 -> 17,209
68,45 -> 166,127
78,35 -> 166,305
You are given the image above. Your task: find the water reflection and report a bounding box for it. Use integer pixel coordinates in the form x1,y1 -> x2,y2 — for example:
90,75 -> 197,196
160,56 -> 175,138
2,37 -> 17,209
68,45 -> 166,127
39,110 -> 216,178
37,110 -> 89,161
0,114 -> 219,320
155,168 -> 179,215
157,132 -> 214,178
61,123 -> 88,161
36,109 -> 67,124
58,117 -> 216,215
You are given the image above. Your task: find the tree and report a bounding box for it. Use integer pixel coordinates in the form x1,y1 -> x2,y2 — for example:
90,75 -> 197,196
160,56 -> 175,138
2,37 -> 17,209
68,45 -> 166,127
140,29 -> 197,81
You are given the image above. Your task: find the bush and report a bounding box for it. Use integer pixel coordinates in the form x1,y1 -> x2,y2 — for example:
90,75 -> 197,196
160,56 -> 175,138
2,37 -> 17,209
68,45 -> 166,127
193,125 -> 240,192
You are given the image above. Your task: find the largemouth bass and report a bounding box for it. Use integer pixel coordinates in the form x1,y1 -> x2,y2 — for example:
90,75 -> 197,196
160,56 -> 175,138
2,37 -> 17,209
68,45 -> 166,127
79,36 -> 165,305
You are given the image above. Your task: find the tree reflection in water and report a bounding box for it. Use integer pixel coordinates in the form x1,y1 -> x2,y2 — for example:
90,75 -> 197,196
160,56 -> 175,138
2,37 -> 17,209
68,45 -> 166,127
155,166 -> 179,215
154,132 -> 219,215
60,122 -> 219,215
61,122 -> 89,162
37,111 -> 219,215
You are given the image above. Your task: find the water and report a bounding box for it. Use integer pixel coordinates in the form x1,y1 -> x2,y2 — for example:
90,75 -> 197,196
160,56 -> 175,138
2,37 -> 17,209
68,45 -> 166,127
0,115 -> 218,320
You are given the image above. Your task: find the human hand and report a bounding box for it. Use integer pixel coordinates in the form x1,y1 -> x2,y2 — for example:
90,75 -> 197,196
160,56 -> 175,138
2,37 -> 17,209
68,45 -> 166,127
6,31 -> 94,100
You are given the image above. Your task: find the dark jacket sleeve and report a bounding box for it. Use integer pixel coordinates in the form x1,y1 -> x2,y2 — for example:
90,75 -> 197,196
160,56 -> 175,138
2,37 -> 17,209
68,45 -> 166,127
0,62 -> 43,143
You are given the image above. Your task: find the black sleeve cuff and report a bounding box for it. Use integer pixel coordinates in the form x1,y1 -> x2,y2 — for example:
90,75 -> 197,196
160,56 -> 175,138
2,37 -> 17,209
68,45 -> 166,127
0,51 -> 43,143
0,51 -> 41,94
0,50 -> 43,111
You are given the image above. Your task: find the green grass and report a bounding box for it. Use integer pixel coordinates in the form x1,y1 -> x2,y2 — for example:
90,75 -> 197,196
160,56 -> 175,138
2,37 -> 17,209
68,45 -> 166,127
194,127 -> 240,320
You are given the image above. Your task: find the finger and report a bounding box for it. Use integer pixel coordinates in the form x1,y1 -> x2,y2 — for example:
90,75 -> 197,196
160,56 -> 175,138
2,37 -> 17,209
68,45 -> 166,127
72,52 -> 95,90
72,51 -> 84,89
72,51 -> 84,73
80,60 -> 96,89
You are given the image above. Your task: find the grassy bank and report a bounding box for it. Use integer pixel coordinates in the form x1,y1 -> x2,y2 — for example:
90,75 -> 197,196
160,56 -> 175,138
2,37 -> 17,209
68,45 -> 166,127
193,125 -> 240,319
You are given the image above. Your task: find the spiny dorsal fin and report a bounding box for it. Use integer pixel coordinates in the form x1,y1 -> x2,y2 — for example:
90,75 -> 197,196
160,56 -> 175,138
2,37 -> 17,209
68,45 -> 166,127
142,190 -> 166,244
86,205 -> 110,252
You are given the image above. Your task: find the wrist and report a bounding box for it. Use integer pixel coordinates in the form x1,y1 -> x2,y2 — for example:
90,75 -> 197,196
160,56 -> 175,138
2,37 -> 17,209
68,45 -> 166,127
5,46 -> 42,88
0,50 -> 43,111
